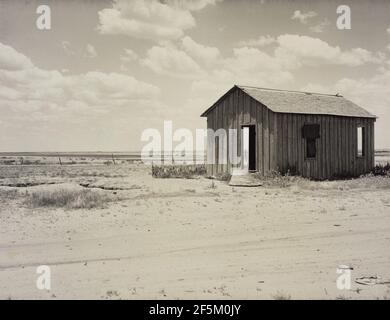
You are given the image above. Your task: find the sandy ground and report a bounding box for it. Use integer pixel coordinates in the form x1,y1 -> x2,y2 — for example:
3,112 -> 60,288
0,164 -> 390,300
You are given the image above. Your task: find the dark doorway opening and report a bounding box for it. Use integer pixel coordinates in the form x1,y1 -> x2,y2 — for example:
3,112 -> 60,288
302,124 -> 320,159
242,125 -> 256,171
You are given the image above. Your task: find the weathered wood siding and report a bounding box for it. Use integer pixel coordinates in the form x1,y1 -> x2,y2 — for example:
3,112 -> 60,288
206,88 -> 375,179
206,87 -> 277,176
275,113 -> 375,179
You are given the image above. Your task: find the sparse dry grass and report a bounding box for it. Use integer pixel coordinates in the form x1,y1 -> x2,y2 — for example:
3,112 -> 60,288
25,187 -> 111,209
152,164 -> 206,179
207,181 -> 217,189
0,165 -> 133,189
256,170 -> 390,191
272,291 -> 291,300
215,172 -> 232,182
256,171 -> 304,188
0,188 -> 19,202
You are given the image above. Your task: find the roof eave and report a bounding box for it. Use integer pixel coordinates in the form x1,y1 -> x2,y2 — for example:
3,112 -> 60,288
200,85 -> 240,117
200,84 -> 378,119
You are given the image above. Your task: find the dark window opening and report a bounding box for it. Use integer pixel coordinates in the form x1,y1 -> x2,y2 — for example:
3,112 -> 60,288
302,124 -> 320,159
306,138 -> 317,159
357,126 -> 365,157
302,124 -> 320,139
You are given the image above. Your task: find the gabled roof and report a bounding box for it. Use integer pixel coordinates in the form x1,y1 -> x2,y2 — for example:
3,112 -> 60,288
201,85 -> 376,119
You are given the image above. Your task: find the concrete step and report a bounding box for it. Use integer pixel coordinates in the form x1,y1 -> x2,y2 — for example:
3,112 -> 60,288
228,172 -> 263,187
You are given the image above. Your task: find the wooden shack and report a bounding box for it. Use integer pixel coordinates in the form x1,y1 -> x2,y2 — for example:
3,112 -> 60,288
200,85 -> 376,180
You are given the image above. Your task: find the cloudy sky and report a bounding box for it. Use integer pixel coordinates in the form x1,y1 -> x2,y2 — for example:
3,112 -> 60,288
0,0 -> 390,151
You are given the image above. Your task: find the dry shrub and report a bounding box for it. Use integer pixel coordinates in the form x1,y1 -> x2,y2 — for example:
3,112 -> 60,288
272,291 -> 291,300
372,163 -> 390,176
258,170 -> 390,191
254,165 -> 390,191
0,188 -> 19,202
256,170 -> 306,188
215,172 -> 232,182
207,181 -> 217,189
152,164 -> 206,179
344,174 -> 390,189
0,159 -> 16,165
26,187 -> 111,209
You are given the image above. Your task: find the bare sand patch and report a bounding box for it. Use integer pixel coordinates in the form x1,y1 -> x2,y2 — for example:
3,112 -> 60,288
0,164 -> 390,299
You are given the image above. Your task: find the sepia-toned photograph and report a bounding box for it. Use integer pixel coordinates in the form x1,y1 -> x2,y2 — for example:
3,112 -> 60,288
0,0 -> 390,304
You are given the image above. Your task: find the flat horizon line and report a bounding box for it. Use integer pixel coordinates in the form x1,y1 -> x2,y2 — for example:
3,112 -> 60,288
0,151 -> 208,154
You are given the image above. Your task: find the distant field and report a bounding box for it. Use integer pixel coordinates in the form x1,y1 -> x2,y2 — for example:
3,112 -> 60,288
0,152 -> 141,165
375,149 -> 390,165
0,151 -> 205,165
0,150 -> 388,166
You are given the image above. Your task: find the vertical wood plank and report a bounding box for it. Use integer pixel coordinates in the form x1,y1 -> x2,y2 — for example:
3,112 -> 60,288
228,93 -> 233,172
342,117 -> 347,175
216,103 -> 220,174
326,116 -> 331,179
250,97 -> 256,124
313,115 -> 319,179
237,90 -> 242,162
296,115 -> 301,176
254,100 -> 259,173
283,114 -> 288,174
329,116 -> 335,178
263,106 -> 270,175
269,111 -> 277,172
308,115 -> 313,178
211,108 -> 215,176
244,93 -> 249,124
350,118 -> 356,176
257,104 -> 263,175
336,117 -> 341,176
276,113 -> 283,173
364,118 -> 369,173
372,120 -> 375,169
287,114 -> 293,172
291,115 -> 297,173
351,118 -> 356,176
314,115 -> 320,179
362,119 -> 366,173
298,115 -> 306,173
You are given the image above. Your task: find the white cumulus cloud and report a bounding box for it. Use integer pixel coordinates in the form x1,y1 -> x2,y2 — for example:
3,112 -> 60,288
181,36 -> 221,65
237,35 -> 276,47
120,48 -> 139,62
0,42 -> 33,70
187,34 -> 386,114
291,10 -> 318,24
97,0 -> 221,41
85,44 -> 97,58
301,64 -> 390,149
141,43 -> 205,78
61,40 -> 75,56
310,18 -> 331,33
275,34 -> 385,67
165,0 -> 222,11
0,42 -> 161,121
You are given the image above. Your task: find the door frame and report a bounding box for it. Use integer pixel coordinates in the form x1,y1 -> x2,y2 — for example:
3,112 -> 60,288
241,124 -> 256,172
